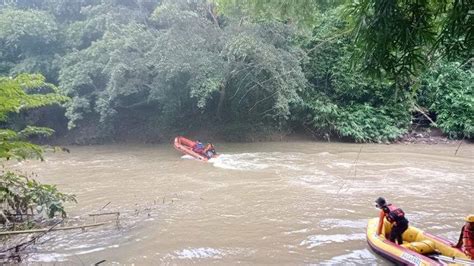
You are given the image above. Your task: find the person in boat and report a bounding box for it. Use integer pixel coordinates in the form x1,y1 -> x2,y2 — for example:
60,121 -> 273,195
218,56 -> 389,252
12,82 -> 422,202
192,140 -> 205,154
453,214 -> 474,258
375,197 -> 409,245
203,143 -> 216,159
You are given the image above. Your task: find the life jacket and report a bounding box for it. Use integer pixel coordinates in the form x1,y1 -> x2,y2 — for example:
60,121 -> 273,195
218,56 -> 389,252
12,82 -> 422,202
462,224 -> 474,258
193,142 -> 204,152
202,144 -> 214,158
384,204 -> 406,223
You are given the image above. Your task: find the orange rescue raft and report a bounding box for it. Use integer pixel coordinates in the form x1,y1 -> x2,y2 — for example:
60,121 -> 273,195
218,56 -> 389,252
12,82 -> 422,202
173,136 -> 218,161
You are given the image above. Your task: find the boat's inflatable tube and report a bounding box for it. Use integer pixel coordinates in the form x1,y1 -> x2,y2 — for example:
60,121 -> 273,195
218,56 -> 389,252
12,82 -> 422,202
173,136 -> 218,161
367,217 -> 472,265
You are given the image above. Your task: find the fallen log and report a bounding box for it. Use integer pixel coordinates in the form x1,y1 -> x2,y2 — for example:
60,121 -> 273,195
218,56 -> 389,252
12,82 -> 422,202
0,222 -> 108,236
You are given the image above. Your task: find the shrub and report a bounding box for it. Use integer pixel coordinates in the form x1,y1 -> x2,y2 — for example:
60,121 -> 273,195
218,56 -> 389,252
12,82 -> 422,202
420,62 -> 474,138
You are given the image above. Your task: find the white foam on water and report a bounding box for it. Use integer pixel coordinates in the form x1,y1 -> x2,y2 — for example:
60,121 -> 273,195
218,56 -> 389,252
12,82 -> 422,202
429,224 -> 455,230
75,247 -> 107,255
27,253 -> 68,262
296,173 -> 332,182
319,218 -> 368,229
317,152 -> 333,157
332,162 -> 353,168
283,228 -> 310,235
321,248 -> 377,265
439,230 -> 461,243
181,155 -> 196,160
211,154 -> 270,170
383,166 -> 464,182
210,151 -> 316,171
174,247 -> 223,259
64,244 -> 96,250
289,174 -> 340,191
209,152 -> 333,175
300,233 -> 365,249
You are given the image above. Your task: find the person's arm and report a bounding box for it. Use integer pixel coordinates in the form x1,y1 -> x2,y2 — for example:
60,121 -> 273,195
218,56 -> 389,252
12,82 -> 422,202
453,225 -> 465,248
377,210 -> 385,235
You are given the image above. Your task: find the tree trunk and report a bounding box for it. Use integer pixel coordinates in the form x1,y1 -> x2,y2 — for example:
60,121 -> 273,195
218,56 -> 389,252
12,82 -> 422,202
217,83 -> 226,121
208,3 -> 219,26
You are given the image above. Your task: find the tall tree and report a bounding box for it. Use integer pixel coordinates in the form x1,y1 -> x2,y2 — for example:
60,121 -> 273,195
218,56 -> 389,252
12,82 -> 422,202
59,23 -> 157,129
214,0 -> 472,82
0,8 -> 61,80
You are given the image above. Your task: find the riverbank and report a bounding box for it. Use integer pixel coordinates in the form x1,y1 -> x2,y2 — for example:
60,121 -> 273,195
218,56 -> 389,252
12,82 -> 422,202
397,128 -> 459,145
45,124 -> 470,146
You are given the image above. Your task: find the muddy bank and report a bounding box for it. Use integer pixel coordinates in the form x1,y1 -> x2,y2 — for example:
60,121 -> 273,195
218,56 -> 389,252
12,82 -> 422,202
42,122 -> 469,146
398,127 -> 471,145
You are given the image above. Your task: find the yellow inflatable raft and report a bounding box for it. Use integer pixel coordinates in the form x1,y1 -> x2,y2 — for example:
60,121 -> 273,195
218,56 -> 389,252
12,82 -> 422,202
367,218 -> 473,265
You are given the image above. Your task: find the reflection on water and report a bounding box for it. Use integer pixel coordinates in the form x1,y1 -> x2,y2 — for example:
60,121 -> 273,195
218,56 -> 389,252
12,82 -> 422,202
12,142 -> 474,264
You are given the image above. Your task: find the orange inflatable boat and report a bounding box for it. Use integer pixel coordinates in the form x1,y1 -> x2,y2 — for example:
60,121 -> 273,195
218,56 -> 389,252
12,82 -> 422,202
367,217 -> 472,265
173,136 -> 218,161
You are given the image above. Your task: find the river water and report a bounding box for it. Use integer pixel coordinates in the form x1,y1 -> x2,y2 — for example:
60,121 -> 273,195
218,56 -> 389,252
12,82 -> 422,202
12,142 -> 473,264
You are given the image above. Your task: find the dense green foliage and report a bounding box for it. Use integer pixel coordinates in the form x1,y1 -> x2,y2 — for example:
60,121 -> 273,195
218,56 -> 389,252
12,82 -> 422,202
0,74 -> 75,224
215,0 -> 473,140
293,9 -> 412,142
218,0 -> 472,79
419,62 -> 474,138
0,0 -> 472,142
1,171 -> 76,220
347,0 -> 472,81
0,74 -> 68,159
56,0 -> 306,140
0,8 -> 60,80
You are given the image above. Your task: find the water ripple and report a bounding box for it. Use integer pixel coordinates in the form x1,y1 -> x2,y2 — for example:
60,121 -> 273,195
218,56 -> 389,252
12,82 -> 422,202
300,233 -> 366,249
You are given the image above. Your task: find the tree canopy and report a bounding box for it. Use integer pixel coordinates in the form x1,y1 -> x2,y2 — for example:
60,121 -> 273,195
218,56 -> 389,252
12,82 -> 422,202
0,0 -> 472,142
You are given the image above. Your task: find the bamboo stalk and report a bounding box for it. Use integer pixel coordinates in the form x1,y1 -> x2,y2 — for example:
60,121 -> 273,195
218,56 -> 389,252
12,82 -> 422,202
0,222 -> 108,236
454,135 -> 466,156
88,212 -> 120,217
413,104 -> 437,127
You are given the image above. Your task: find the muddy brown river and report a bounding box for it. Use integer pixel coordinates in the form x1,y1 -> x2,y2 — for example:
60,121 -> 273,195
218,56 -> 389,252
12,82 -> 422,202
12,142 -> 474,264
